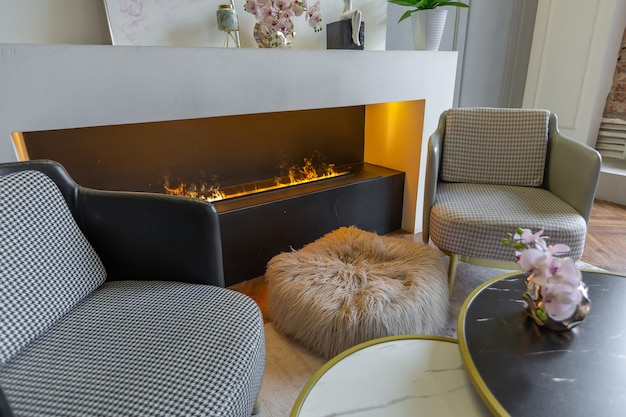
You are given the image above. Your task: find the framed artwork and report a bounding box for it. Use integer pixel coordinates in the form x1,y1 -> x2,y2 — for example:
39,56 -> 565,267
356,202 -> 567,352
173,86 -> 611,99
104,0 -> 223,47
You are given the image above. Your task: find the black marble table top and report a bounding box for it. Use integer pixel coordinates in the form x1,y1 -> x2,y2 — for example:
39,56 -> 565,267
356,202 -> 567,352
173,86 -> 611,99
458,270 -> 626,417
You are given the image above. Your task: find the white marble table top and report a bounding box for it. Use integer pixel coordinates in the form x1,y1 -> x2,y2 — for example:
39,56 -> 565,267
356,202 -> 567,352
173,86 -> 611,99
291,335 -> 491,417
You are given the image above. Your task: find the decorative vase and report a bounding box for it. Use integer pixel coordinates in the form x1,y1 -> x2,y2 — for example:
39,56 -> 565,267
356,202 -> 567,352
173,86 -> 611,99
411,9 -> 447,51
253,21 -> 294,48
522,276 -> 591,331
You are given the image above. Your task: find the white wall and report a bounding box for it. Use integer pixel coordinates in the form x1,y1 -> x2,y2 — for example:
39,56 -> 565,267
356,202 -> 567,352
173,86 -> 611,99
0,0 -> 111,44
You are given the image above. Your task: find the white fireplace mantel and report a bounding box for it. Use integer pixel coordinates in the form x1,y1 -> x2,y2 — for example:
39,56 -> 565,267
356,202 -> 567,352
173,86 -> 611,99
0,44 -> 457,233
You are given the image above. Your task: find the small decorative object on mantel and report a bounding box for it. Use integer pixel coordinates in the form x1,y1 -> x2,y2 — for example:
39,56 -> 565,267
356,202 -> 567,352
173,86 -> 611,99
216,2 -> 241,48
503,228 -> 591,331
326,20 -> 364,50
327,0 -> 364,50
244,0 -> 322,48
387,0 -> 469,51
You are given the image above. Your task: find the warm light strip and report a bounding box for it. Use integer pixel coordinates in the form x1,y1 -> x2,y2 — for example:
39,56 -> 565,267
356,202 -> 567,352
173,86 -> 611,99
11,132 -> 29,161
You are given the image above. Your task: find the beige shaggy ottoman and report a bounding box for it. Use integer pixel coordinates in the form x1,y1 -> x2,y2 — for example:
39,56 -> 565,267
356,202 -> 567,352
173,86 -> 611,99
265,226 -> 449,359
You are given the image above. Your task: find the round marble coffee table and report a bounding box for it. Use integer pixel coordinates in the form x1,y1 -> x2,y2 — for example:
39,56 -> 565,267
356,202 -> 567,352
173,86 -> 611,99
290,335 -> 490,417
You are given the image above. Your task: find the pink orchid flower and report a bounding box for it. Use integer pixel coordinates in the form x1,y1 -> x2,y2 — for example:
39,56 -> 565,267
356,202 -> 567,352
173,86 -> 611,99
540,281 -> 583,321
291,1 -> 306,16
515,228 -> 547,247
551,257 -> 582,287
516,247 -> 553,285
505,227 -> 585,324
245,0 -> 322,37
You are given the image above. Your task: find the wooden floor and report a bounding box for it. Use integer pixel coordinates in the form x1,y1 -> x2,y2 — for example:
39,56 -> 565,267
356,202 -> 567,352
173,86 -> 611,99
229,199 -> 626,322
580,200 -> 626,275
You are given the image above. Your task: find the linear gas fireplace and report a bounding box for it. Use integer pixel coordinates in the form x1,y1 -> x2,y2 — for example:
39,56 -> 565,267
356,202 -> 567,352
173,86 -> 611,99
163,150 -> 350,202
16,105 -> 405,286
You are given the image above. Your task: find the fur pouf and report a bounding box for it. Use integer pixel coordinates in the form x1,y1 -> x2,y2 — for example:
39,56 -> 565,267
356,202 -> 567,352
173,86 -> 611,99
265,226 -> 449,359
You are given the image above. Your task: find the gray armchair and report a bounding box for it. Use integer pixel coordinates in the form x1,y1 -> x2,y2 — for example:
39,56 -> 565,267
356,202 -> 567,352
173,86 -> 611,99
0,160 -> 265,417
423,108 -> 602,289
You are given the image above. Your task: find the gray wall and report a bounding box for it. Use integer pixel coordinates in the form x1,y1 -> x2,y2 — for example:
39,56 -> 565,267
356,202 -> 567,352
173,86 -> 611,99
387,0 -> 538,108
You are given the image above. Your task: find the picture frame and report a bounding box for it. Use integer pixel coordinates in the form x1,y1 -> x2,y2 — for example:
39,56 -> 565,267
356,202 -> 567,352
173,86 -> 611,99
103,0 -> 222,47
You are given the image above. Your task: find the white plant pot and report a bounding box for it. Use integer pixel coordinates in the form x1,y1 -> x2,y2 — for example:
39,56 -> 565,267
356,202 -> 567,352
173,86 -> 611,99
411,9 -> 448,51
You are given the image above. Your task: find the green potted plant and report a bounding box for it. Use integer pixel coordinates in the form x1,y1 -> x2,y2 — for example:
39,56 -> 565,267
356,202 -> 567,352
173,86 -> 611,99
388,0 -> 469,50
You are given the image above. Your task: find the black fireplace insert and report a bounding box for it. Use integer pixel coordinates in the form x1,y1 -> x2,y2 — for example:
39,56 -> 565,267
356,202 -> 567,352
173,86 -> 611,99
20,105 -> 405,285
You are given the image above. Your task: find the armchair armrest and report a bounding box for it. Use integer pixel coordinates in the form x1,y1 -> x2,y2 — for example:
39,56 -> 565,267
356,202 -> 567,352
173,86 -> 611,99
422,111 -> 447,243
77,189 -> 225,287
545,115 -> 602,223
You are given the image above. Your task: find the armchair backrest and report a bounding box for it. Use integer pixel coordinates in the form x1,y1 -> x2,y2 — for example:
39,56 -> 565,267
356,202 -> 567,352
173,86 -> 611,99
0,170 -> 106,366
440,107 -> 550,187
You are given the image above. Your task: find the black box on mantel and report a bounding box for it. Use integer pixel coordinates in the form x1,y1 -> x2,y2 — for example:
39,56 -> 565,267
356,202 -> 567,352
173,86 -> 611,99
326,20 -> 364,50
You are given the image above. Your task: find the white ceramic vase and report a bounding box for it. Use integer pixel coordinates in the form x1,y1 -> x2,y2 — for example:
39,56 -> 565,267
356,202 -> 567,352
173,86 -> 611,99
411,9 -> 448,51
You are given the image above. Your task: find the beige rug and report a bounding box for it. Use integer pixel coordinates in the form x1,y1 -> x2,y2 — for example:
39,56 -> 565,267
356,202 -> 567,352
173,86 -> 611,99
257,323 -> 325,417
257,260 -> 601,416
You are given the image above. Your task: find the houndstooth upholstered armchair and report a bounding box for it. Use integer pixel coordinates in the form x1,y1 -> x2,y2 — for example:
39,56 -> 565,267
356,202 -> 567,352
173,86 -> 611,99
0,160 -> 265,417
422,108 -> 602,289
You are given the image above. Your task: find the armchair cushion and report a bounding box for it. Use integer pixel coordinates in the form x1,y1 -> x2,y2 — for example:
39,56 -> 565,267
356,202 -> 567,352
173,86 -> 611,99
429,183 -> 587,262
441,108 -> 550,187
0,281 -> 265,417
0,170 -> 106,366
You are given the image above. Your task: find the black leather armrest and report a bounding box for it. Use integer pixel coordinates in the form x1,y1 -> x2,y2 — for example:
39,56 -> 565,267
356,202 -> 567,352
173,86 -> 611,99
76,189 -> 225,287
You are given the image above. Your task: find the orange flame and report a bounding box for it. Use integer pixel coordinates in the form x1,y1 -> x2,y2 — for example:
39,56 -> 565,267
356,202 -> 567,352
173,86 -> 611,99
164,157 -> 345,202
164,177 -> 225,202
